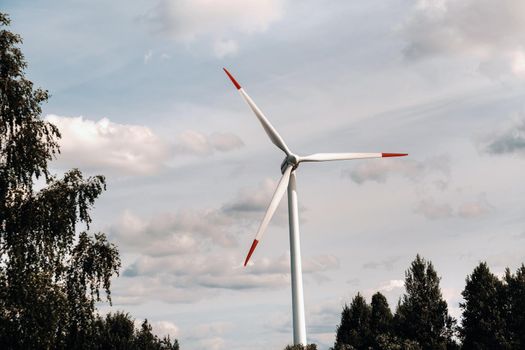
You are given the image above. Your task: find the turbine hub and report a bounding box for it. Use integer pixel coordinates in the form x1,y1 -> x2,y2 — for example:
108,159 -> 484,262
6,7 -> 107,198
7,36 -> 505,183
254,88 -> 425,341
281,154 -> 299,174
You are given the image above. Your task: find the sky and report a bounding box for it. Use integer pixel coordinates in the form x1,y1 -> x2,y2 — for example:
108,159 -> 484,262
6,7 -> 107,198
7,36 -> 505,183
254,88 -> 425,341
3,0 -> 525,348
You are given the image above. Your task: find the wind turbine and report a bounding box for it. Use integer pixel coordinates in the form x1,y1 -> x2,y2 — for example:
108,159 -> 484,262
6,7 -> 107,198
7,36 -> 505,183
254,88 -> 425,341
223,68 -> 407,346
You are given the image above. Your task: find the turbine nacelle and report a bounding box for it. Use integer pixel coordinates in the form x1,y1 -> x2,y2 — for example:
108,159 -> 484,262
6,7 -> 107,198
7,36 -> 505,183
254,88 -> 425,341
281,154 -> 299,174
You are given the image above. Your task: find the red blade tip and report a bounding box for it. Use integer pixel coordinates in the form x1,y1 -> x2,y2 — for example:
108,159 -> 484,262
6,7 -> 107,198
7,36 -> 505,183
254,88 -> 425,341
382,153 -> 408,157
244,239 -> 259,266
223,68 -> 241,90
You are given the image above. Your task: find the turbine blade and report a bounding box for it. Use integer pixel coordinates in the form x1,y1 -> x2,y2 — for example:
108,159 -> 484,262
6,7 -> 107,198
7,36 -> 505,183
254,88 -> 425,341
223,68 -> 291,155
299,152 -> 408,162
244,165 -> 293,266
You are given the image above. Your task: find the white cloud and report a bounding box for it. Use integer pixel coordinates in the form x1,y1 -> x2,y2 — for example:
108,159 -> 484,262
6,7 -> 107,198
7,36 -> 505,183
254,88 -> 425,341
363,256 -> 401,271
122,252 -> 338,290
151,320 -> 180,338
377,279 -> 404,293
345,156 -> 450,185
46,115 -> 170,175
197,337 -> 225,350
111,209 -> 237,255
144,49 -> 153,63
175,130 -> 244,156
109,176 -> 337,300
213,39 -> 239,58
414,198 -> 454,220
457,194 -> 492,219
402,0 -> 525,78
345,155 -> 493,221
415,195 -> 492,220
148,0 -> 285,57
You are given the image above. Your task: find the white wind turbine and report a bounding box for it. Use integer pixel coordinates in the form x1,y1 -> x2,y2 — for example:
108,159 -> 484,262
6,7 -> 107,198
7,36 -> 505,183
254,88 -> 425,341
223,68 -> 407,346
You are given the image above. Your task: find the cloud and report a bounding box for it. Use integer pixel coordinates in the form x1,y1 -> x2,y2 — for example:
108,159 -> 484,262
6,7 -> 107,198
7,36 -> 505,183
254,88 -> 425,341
248,253 -> 339,275
414,199 -> 454,220
481,117 -> 525,155
122,252 -> 338,290
197,337 -> 224,350
174,130 -> 244,156
457,194 -> 492,219
344,156 -> 450,185
213,39 -> 239,58
415,195 -> 492,220
147,0 -> 285,57
307,302 -> 343,336
363,256 -> 401,271
401,0 -> 525,78
111,209 -> 237,255
221,178 -> 291,227
109,177 -> 337,303
110,252 -> 338,305
144,49 -> 153,63
150,320 -> 180,338
222,178 -> 277,214
377,279 -> 404,293
46,115 -> 170,175
110,177 -> 291,259
345,155 -> 492,221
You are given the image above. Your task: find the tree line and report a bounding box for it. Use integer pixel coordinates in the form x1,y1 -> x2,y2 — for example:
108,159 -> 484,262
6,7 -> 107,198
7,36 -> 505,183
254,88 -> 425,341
331,255 -> 525,350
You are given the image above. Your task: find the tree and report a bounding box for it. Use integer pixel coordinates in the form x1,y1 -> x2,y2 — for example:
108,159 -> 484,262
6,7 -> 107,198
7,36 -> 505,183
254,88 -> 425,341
333,293 -> 371,350
370,292 -> 393,348
0,12 -> 119,348
394,255 -> 456,349
92,313 -> 180,350
503,264 -> 525,348
93,312 -> 136,349
460,262 -> 509,349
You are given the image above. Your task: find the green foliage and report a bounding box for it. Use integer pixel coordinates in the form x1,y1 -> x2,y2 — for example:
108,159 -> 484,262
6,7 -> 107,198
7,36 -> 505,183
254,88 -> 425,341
504,264 -> 525,348
395,255 -> 456,349
370,292 -> 394,348
333,293 -> 372,350
0,12 -> 179,349
0,11 -> 122,349
332,256 -> 459,350
460,262 -> 525,349
93,312 -> 180,350
370,293 -> 393,336
459,262 -> 508,349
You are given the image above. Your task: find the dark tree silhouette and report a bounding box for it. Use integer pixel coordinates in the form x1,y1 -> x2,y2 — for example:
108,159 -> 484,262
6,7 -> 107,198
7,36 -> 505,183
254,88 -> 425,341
370,292 -> 393,348
460,262 -> 508,349
0,12 -> 120,348
503,264 -> 525,348
0,12 -> 178,349
93,312 -> 179,350
394,255 -> 457,349
333,293 -> 372,350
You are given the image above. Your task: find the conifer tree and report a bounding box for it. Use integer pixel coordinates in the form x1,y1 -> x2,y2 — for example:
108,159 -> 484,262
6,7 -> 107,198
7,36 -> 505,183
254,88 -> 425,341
504,264 -> 525,348
394,255 -> 456,349
460,262 -> 508,349
333,293 -> 371,350
370,292 -> 393,347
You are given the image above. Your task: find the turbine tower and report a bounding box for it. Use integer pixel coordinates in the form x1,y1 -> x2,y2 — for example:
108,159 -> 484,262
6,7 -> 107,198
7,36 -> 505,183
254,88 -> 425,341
223,68 -> 407,346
